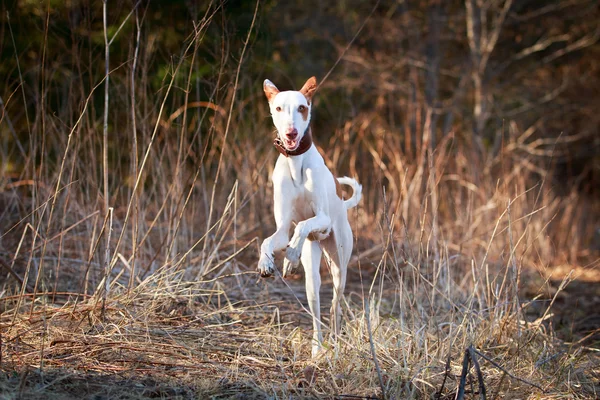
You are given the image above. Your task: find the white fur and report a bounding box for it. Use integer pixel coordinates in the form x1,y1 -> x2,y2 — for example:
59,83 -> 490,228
259,77 -> 362,357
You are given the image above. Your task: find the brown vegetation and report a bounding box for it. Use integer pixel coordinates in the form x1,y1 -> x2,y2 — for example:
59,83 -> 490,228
1,0 -> 599,398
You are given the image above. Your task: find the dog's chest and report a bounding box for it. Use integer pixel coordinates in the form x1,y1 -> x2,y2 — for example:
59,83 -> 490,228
291,186 -> 316,221
284,170 -> 316,220
286,158 -> 304,183
274,153 -> 321,220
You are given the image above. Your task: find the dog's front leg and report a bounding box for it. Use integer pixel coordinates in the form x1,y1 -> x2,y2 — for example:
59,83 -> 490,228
258,173 -> 293,277
258,224 -> 291,277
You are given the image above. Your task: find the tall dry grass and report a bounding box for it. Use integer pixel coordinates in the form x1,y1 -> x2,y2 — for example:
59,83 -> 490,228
0,2 -> 598,399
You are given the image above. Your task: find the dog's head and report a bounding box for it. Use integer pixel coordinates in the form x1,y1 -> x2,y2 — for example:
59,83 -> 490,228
263,76 -> 317,152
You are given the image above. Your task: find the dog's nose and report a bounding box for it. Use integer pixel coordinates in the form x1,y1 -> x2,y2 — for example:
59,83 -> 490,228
285,128 -> 298,139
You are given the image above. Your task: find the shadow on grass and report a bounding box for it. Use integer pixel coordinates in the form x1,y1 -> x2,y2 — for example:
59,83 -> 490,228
0,367 -> 265,400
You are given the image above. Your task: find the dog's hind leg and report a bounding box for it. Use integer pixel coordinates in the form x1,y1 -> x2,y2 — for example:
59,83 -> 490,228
323,222 -> 352,338
301,239 -> 324,357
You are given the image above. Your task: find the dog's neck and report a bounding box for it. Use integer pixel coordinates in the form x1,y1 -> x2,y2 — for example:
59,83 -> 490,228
273,127 -> 313,157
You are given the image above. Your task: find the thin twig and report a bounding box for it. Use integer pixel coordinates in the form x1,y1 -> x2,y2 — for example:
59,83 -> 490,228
205,0 -> 259,235
0,258 -> 27,290
102,0 -> 111,323
102,0 -> 110,210
455,348 -> 470,400
435,354 -> 451,399
129,5 -> 143,293
469,346 -> 487,400
318,0 -> 382,91
471,348 -> 545,392
364,298 -> 386,400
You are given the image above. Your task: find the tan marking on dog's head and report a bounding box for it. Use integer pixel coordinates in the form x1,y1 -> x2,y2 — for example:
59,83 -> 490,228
299,76 -> 317,105
334,177 -> 343,200
298,104 -> 309,121
263,79 -> 280,103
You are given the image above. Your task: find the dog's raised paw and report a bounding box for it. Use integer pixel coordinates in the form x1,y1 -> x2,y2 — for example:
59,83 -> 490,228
257,256 -> 276,277
283,246 -> 301,277
282,257 -> 299,278
285,245 -> 301,263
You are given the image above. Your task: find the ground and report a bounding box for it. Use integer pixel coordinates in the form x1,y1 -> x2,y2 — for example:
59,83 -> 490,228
1,251 -> 599,399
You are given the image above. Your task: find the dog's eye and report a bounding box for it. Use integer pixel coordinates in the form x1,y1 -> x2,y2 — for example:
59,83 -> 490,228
275,106 -> 282,112
298,105 -> 306,112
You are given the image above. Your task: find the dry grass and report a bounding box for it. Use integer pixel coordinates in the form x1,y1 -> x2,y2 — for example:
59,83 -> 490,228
1,258 -> 598,399
1,2 -> 599,399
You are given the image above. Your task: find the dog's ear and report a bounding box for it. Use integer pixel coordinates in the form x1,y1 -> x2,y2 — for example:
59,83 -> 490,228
299,76 -> 317,104
263,79 -> 280,103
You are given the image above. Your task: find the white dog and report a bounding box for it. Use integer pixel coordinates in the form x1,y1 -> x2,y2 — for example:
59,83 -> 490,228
258,76 -> 362,357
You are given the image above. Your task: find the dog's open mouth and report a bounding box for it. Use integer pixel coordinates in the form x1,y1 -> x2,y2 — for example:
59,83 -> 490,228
283,138 -> 299,150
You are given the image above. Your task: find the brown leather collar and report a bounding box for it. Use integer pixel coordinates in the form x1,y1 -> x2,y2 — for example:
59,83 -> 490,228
273,127 -> 313,157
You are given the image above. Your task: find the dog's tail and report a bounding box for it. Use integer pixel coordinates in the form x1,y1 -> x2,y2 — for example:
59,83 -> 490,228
337,177 -> 362,210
